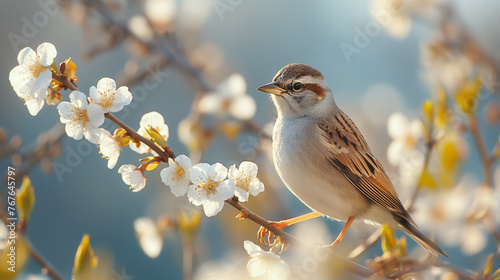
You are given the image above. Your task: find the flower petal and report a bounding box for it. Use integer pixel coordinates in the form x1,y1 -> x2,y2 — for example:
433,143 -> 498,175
190,163 -> 209,185
202,198 -> 224,217
86,103 -> 105,127
36,42 -> 57,66
34,70 -> 52,89
25,95 -> 45,116
212,162 -> 227,181
244,240 -> 263,255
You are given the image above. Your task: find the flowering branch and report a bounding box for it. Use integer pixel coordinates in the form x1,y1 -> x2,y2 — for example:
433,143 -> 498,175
105,113 -> 174,161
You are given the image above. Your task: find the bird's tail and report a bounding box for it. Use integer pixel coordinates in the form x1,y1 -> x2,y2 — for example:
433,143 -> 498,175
400,221 -> 448,258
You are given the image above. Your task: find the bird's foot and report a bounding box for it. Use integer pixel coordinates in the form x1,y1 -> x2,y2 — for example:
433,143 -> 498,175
257,221 -> 289,245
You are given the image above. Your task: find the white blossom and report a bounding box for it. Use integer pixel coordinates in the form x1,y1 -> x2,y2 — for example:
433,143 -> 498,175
244,241 -> 290,280
9,42 -> 57,116
118,164 -> 146,192
99,130 -> 121,169
188,163 -> 233,217
130,111 -> 169,154
387,112 -> 423,166
89,77 -> 132,113
160,155 -> 192,197
57,91 -> 105,143
229,161 -> 264,202
134,217 -> 163,258
198,74 -> 256,121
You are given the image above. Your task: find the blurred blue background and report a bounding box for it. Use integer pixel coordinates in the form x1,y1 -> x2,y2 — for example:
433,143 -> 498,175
1,0 -> 499,279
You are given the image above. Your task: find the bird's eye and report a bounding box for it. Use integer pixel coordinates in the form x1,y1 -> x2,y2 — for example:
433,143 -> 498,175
292,82 -> 303,91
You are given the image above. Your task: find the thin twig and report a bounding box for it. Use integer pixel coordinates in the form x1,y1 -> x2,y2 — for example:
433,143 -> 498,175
26,238 -> 64,280
225,196 -> 299,244
469,116 -> 493,187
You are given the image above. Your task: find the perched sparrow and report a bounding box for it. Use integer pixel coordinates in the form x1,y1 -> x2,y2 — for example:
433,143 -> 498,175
257,63 -> 446,257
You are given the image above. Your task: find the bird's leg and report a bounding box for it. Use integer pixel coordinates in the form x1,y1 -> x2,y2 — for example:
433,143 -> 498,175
258,212 -> 323,245
325,216 -> 355,248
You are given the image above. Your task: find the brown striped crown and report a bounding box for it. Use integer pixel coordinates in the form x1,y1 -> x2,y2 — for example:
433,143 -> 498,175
272,63 -> 327,99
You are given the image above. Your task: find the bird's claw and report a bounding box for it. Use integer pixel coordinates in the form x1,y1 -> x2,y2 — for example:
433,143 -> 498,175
257,221 -> 286,245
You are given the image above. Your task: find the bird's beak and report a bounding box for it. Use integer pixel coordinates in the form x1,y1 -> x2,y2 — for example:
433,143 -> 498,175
257,82 -> 285,96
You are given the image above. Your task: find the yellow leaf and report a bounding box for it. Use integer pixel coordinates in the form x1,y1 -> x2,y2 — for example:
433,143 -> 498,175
484,254 -> 494,277
418,170 -> 437,189
146,125 -> 168,149
178,209 -> 202,240
422,99 -> 433,124
146,160 -> 160,171
64,57 -> 78,80
73,234 -> 98,280
16,176 -> 35,223
381,224 -> 397,254
436,87 -> 448,128
0,236 -> 29,279
139,156 -> 157,162
441,140 -> 460,172
455,77 -> 482,117
398,236 -> 407,257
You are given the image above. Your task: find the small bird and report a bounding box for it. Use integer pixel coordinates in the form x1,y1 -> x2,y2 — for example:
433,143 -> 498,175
257,63 -> 446,257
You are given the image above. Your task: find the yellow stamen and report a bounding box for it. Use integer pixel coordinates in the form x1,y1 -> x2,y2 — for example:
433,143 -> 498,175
198,179 -> 220,197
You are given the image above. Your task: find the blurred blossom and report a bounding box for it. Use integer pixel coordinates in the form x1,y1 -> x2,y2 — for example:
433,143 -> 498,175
198,74 -> 257,121
178,116 -> 213,155
190,43 -> 224,75
460,222 -> 487,255
371,0 -> 410,39
9,42 -> 57,116
195,258 -> 253,280
134,217 -> 163,258
421,39 -> 473,92
288,220 -> 334,280
118,164 -> 146,192
244,241 -> 291,280
144,0 -> 176,33
98,130 -> 121,169
387,112 -> 424,166
130,111 -> 169,154
412,179 -> 475,251
160,155 -> 192,197
372,0 -> 438,39
188,163 -> 233,217
57,91 -> 105,144
128,15 -> 154,42
0,221 -> 6,251
228,161 -> 265,202
179,0 -> 212,30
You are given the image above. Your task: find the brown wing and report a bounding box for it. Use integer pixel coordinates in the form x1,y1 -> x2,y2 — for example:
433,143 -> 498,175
318,111 -> 415,226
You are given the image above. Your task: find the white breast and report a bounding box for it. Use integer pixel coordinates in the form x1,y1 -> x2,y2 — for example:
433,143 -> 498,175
272,116 -> 371,221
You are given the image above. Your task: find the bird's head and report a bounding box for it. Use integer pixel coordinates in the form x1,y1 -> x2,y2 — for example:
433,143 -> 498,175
257,63 -> 335,118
